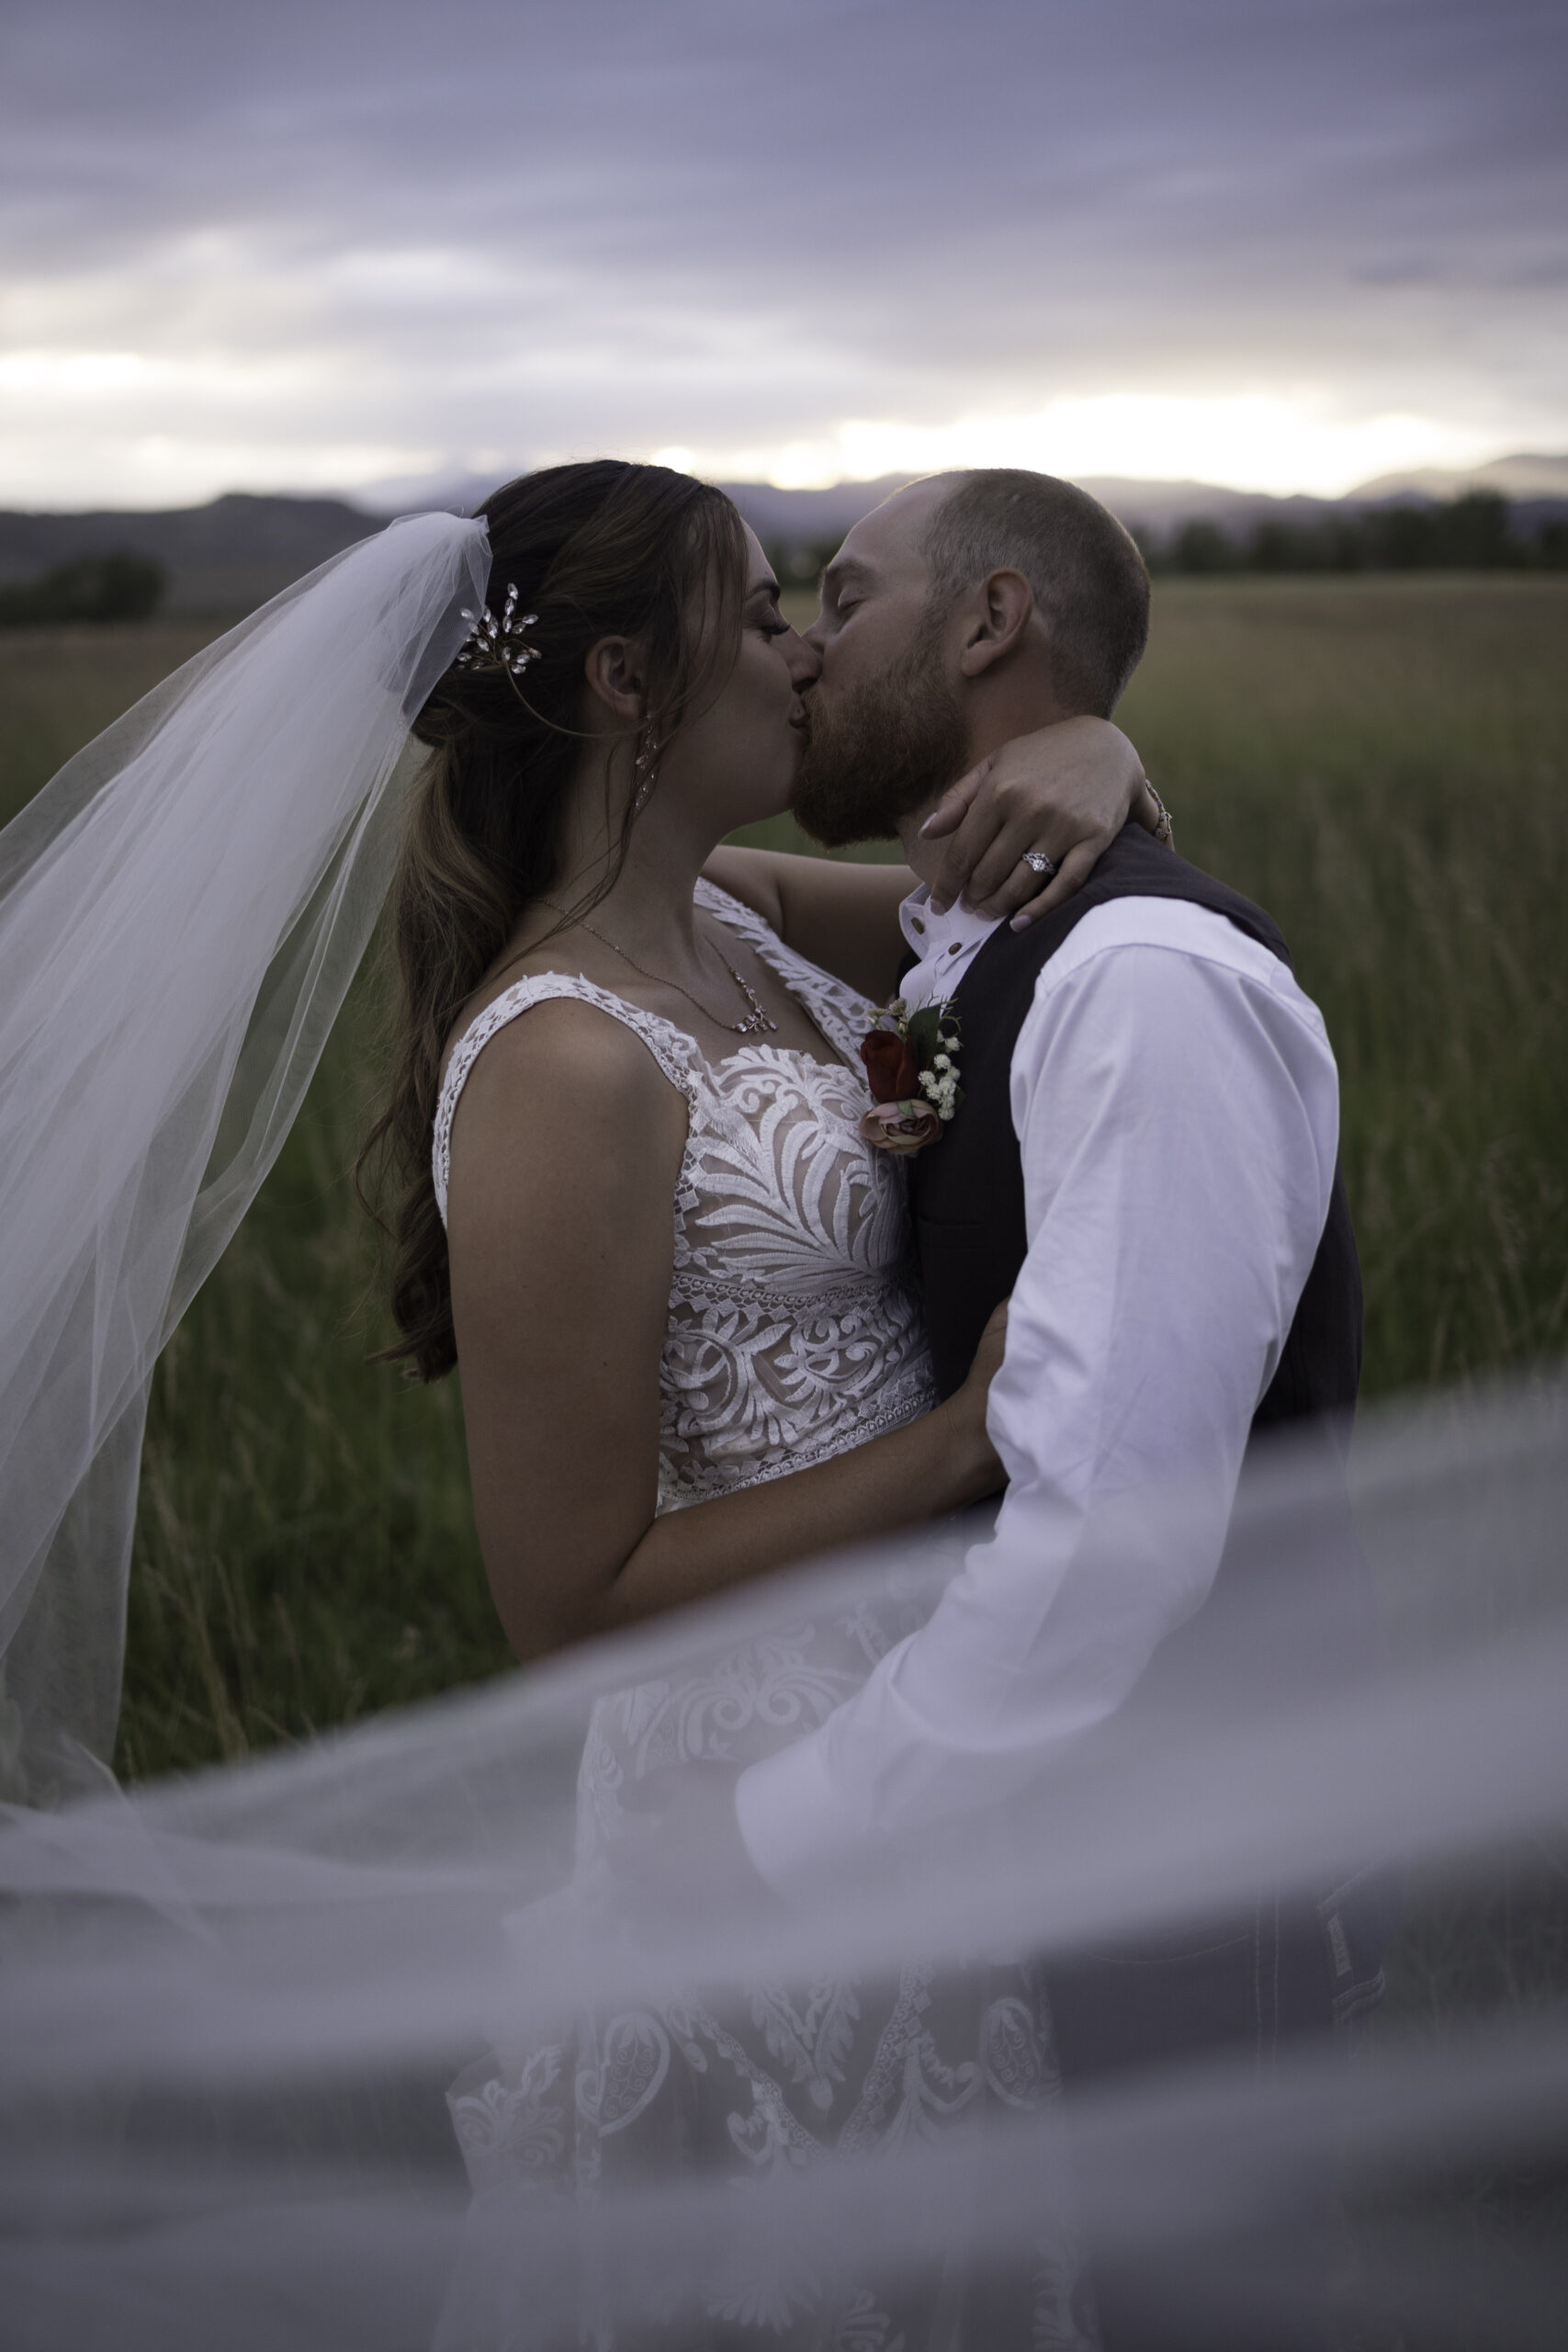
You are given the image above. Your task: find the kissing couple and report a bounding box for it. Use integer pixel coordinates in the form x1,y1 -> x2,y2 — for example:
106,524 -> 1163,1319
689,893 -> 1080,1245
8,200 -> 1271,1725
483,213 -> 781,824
0,458 -> 1387,2350
415,461 -> 1379,2352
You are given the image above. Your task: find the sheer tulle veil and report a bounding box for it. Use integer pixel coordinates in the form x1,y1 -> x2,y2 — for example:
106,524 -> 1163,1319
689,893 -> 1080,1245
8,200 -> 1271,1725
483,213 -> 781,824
0,1384 -> 1565,2346
0,511 -> 489,1801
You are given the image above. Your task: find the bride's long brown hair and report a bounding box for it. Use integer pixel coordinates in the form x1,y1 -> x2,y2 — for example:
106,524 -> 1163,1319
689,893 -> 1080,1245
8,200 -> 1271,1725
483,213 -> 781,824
357,460 -> 746,1382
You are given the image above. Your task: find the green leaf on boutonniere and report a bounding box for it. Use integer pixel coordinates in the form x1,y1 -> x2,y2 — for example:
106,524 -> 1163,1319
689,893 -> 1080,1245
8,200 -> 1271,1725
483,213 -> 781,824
905,1004 -> 957,1064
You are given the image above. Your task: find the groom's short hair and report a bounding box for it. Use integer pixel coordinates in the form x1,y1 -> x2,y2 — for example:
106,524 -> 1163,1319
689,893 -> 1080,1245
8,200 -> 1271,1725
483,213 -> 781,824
923,469 -> 1150,717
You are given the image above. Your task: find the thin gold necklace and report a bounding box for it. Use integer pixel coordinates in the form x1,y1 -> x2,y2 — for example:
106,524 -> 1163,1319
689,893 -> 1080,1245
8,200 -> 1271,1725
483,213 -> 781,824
542,902 -> 779,1037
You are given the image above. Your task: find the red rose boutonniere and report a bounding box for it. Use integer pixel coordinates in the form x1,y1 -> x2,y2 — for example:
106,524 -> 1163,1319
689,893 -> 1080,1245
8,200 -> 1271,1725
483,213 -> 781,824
857,998 -> 964,1156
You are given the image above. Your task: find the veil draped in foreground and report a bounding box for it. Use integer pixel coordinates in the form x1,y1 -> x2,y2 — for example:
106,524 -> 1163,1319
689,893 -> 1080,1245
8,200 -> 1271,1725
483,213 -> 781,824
2,1381 -> 1566,2348
0,513 -> 489,1801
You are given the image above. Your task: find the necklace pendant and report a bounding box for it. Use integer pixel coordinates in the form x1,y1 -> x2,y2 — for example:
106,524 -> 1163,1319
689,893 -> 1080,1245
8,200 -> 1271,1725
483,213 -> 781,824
560,906 -> 783,1038
728,969 -> 779,1036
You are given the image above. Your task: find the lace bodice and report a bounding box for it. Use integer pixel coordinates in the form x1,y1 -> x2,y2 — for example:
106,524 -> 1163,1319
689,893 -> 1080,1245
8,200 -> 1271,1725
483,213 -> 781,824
434,880 -> 937,1514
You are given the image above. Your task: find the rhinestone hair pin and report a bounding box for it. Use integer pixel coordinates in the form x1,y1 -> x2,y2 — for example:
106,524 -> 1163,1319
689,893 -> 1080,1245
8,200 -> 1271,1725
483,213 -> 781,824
455,582 -> 541,678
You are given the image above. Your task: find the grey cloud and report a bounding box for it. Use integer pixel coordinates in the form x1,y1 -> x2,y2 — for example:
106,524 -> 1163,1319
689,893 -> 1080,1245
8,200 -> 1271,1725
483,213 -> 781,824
2,0 -> 1564,485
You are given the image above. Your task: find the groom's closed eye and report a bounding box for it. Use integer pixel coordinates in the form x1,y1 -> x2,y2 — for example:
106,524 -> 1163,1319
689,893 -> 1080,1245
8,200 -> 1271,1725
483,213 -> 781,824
822,561 -> 869,616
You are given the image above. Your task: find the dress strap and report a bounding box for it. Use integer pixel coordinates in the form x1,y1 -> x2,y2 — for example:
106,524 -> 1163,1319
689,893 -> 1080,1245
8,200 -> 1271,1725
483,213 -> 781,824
432,974 -> 701,1227
695,876 -> 870,1065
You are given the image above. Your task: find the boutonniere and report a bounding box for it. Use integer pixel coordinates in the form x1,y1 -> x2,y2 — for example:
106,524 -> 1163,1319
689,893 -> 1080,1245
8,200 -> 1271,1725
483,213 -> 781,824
858,998 -> 964,1156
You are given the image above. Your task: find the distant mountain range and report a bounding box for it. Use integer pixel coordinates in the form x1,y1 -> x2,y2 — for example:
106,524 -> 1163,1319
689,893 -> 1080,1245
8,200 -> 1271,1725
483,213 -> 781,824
1352,454 -> 1568,502
3,458 -> 1564,616
352,453 -> 1568,531
0,494 -> 381,618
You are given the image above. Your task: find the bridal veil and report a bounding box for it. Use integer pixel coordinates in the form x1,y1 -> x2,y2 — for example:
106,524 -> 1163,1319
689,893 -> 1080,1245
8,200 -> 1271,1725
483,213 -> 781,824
0,1384 -> 1565,2345
0,511 -> 489,1800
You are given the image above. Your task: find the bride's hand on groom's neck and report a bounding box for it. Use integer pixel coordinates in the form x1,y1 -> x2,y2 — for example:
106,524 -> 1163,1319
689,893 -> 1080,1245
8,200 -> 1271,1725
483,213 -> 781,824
917,717 -> 1153,923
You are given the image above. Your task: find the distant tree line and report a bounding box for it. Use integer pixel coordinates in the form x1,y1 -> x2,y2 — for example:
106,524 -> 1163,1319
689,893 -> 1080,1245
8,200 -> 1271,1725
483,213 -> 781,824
766,492 -> 1567,594
0,550 -> 168,627
1141,492 -> 1568,576
6,498 -> 1553,627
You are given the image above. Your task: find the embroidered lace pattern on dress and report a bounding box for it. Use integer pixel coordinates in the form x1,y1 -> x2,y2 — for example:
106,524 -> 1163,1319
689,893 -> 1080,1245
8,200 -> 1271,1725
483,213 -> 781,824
431,882 -> 935,1516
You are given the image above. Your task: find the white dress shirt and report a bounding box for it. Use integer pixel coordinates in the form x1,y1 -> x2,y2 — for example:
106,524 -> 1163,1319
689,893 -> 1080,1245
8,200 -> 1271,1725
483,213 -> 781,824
734,884 -> 1341,1898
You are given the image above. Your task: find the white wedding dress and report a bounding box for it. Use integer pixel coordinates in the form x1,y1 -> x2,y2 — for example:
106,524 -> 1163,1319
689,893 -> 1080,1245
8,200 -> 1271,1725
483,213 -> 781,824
428,883 -> 1094,2352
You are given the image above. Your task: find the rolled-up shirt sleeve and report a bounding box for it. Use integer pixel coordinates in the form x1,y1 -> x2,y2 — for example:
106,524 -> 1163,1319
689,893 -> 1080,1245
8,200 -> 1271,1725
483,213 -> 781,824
734,899 -> 1341,1901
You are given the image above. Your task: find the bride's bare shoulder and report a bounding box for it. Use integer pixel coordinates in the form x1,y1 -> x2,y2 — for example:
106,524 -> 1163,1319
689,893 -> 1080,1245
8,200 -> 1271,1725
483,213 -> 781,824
447,986 -> 678,1114
443,987 -> 688,1225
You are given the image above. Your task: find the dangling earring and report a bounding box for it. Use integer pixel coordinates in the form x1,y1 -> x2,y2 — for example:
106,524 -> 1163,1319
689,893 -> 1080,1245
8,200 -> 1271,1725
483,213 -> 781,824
632,726 -> 661,816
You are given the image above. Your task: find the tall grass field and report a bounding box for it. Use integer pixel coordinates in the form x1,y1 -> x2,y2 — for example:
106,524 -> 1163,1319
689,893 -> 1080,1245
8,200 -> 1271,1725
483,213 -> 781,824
2,577 -> 1562,1778
5,577 -> 1567,2324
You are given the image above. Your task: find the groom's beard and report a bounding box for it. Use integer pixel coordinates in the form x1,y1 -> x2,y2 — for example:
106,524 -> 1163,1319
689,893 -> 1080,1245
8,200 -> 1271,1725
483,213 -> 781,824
793,616 -> 969,849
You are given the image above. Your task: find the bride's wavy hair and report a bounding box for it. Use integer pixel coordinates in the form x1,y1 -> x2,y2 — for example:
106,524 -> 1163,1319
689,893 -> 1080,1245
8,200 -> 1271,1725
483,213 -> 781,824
358,459 -> 747,1381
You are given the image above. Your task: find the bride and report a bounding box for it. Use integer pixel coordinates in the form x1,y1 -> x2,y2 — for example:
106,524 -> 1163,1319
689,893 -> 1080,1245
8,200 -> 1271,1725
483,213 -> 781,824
0,454 -> 1155,2345
360,459 -> 1159,2348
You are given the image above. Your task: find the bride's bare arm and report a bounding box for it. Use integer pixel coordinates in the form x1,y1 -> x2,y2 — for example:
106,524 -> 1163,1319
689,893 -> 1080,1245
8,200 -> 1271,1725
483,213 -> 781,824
705,715 -> 1164,1001
446,1001 -> 1001,1666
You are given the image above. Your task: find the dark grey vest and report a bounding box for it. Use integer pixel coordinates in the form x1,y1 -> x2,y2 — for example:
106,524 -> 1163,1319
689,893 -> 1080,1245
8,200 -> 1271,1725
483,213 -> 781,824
907,820 -> 1362,1424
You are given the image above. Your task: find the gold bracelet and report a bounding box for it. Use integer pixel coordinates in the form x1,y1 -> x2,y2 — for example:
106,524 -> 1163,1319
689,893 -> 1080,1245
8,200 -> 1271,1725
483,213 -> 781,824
1144,777 -> 1174,845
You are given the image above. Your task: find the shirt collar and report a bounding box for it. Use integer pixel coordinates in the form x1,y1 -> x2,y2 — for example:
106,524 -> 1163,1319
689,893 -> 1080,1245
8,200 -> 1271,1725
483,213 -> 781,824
897,882 -> 1003,967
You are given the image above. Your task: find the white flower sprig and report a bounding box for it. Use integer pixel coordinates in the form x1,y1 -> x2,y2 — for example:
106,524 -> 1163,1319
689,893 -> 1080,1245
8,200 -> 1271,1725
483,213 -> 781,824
918,1047 -> 961,1123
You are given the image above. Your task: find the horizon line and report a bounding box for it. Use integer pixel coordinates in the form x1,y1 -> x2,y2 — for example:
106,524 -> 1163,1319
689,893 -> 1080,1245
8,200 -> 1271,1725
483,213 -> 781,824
5,449 -> 1567,522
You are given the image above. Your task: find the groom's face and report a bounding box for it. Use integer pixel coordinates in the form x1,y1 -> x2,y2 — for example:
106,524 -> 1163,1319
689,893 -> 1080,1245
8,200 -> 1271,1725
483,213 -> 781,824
793,479 -> 969,848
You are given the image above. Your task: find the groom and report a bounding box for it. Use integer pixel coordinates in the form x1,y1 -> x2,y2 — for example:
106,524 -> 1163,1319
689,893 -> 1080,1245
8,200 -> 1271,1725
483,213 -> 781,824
732,470 -> 1389,2349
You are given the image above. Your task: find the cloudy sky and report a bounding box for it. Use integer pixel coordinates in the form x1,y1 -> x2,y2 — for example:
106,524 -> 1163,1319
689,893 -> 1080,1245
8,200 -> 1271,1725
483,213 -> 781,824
3,0 -> 1563,509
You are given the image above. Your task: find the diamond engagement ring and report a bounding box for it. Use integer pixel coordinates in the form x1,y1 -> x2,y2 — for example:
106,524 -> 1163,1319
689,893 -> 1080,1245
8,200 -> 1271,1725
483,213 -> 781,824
1021,850 -> 1057,880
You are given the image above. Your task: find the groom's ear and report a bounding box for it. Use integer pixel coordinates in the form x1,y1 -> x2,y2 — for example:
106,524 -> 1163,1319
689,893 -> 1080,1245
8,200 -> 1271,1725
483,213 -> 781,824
956,569 -> 1035,678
